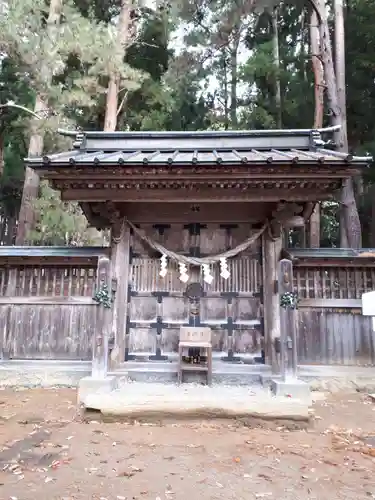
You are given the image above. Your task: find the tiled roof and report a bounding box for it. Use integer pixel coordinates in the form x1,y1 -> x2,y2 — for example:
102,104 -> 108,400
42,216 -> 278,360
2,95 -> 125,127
26,127 -> 372,168
29,147 -> 370,167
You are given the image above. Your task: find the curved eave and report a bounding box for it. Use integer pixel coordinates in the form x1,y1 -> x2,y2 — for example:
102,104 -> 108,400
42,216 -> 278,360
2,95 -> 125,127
26,144 -> 373,170
26,158 -> 372,172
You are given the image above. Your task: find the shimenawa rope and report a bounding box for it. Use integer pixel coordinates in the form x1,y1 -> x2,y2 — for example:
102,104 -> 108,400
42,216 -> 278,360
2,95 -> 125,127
125,219 -> 267,266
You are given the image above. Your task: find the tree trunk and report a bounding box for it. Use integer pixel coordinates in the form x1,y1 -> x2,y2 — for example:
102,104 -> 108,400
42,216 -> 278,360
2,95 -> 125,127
334,0 -> 349,247
308,9 -> 324,248
310,10 -> 324,131
104,77 -> 118,132
16,96 -> 50,245
230,46 -> 238,128
223,55 -> 229,130
6,215 -> 16,245
16,0 -> 63,245
370,185 -> 375,248
271,8 -> 282,128
0,134 -> 4,177
334,0 -> 347,147
103,0 -> 133,132
317,0 -> 361,248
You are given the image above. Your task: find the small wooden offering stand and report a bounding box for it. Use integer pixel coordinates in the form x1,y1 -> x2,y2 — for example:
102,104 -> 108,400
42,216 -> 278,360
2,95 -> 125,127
178,326 -> 212,385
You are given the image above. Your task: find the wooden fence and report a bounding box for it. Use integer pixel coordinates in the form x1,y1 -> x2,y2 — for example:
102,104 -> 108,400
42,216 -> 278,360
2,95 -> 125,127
0,247 -> 108,360
284,248 -> 375,366
0,246 -> 374,366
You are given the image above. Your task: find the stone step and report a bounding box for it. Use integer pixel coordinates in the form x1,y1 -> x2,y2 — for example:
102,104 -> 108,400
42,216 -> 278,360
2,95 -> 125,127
110,360 -> 271,385
82,381 -> 311,424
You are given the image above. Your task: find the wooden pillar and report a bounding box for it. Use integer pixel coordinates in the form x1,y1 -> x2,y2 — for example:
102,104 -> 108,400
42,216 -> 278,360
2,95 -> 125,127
277,259 -> 298,380
110,219 -> 131,367
308,204 -> 320,248
262,229 -> 282,374
92,256 -> 111,378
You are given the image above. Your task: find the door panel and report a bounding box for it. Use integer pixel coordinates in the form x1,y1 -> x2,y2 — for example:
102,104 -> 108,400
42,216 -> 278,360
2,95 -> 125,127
125,223 -> 263,362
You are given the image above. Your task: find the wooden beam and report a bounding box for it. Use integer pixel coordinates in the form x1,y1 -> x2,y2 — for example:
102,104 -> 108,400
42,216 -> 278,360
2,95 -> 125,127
0,296 -> 95,305
0,257 -> 102,267
293,259 -> 375,267
61,189 -> 336,203
283,216 -> 305,228
43,170 -> 353,181
299,298 -> 361,308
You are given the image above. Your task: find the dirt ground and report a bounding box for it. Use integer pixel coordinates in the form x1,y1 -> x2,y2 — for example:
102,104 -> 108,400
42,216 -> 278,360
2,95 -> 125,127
0,389 -> 375,500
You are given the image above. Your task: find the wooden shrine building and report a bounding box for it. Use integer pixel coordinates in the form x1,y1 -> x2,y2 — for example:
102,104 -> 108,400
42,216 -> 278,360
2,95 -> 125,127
26,127 -> 371,371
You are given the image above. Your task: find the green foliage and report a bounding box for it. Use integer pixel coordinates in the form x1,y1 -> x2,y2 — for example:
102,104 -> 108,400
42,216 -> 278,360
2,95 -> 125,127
0,0 -> 145,245
0,57 -> 34,219
280,291 -> 299,309
93,284 -> 113,308
118,7 -> 173,130
0,0 -> 375,247
28,182 -> 103,246
346,0 -> 375,160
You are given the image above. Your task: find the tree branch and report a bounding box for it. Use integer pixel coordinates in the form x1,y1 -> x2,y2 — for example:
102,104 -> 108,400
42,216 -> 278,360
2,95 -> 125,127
116,91 -> 129,116
0,102 -> 44,119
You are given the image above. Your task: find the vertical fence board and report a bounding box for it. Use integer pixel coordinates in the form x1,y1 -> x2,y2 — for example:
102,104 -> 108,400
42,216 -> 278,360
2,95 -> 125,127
297,308 -> 374,365
0,254 -> 103,361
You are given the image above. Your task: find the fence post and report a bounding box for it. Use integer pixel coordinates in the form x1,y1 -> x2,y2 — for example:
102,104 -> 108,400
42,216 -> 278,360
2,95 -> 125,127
271,258 -> 310,401
277,258 -> 297,380
77,255 -> 118,404
92,256 -> 111,378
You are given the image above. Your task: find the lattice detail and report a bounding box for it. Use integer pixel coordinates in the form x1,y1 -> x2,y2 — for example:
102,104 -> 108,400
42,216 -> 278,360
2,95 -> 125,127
0,265 -> 97,297
131,257 -> 261,294
294,266 -> 375,299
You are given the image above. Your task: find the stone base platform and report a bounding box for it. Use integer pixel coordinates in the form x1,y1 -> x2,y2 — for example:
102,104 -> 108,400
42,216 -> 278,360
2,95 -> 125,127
271,378 -> 312,404
82,382 -> 311,424
0,360 -> 375,394
77,375 -> 118,404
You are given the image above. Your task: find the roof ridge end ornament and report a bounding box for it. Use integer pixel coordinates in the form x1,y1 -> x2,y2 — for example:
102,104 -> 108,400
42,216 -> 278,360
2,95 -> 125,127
311,125 -> 341,149
57,128 -> 85,149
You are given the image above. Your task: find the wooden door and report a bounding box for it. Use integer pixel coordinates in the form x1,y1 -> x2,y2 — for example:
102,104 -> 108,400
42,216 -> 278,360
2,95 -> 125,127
125,223 -> 263,362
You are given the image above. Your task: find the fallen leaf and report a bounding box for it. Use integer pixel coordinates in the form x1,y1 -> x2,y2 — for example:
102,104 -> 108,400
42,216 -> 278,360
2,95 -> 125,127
130,466 -> 143,472
258,473 -> 272,481
118,471 -> 135,478
323,459 -> 338,466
